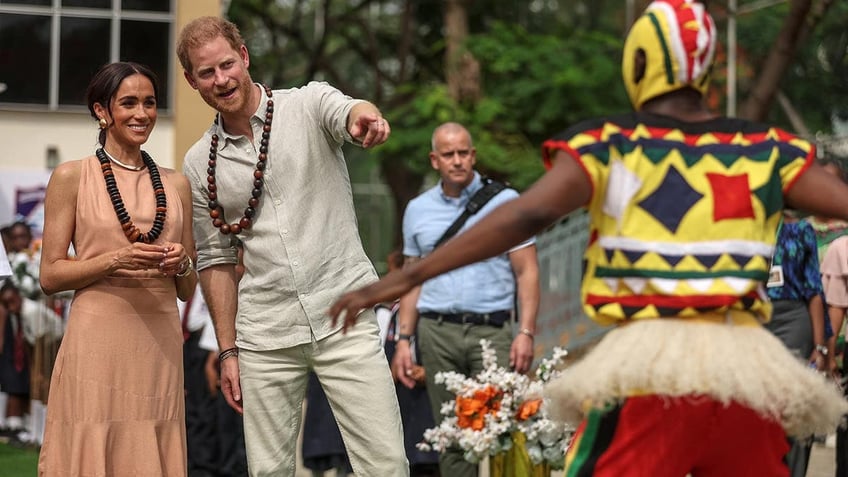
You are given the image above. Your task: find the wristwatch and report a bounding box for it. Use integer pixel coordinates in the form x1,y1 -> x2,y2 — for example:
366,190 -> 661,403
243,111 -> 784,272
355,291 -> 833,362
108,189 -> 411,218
815,344 -> 829,356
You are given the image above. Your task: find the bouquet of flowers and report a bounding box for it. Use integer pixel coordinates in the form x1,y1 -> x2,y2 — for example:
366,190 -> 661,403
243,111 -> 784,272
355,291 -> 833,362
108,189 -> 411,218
417,339 -> 572,470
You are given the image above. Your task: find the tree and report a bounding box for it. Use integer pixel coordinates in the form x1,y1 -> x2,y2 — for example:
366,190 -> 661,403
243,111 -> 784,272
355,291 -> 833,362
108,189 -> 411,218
738,0 -> 836,122
225,0 -> 843,249
226,0 -> 628,247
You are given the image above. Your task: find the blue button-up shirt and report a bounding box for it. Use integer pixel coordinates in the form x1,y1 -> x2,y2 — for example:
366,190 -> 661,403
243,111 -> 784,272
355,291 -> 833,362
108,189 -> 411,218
402,172 -> 534,314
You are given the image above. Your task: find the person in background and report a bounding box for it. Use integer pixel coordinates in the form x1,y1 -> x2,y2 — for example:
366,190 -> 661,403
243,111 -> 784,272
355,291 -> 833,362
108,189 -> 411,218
331,1 -> 848,474
6,222 -> 32,255
380,249 -> 440,477
391,122 -> 539,477
6,221 -> 42,301
0,281 -> 31,440
765,209 -> 829,477
0,279 -> 63,443
178,16 -> 407,476
37,61 -> 197,475
817,159 -> 848,477
807,158 -> 848,263
182,282 -> 249,477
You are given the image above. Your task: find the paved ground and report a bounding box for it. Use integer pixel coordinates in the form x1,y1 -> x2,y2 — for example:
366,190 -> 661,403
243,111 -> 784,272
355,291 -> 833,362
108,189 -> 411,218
808,438 -> 836,477
298,435 -> 839,477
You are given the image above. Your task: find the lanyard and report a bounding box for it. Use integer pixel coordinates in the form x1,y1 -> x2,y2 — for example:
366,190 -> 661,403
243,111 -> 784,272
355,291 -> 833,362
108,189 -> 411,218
769,217 -> 785,269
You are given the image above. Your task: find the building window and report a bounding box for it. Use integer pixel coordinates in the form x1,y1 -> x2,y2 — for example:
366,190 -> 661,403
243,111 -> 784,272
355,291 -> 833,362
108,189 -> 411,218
0,0 -> 173,110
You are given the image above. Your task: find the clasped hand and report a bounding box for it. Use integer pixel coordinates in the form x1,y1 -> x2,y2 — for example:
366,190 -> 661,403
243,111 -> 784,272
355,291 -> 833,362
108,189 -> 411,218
114,242 -> 189,276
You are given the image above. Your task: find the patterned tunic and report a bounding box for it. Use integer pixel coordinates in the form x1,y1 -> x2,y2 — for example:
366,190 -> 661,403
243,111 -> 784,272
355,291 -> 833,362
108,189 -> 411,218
542,111 -> 814,324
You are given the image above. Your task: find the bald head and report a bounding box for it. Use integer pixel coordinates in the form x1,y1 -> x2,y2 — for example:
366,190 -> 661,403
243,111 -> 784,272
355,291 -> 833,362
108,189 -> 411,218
431,122 -> 473,152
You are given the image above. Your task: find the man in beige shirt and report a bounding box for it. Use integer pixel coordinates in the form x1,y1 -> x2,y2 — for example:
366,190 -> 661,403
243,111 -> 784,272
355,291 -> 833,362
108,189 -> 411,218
178,16 -> 407,476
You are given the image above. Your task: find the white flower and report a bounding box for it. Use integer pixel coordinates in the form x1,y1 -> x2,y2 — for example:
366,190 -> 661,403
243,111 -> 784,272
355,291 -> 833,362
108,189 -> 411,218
526,443 -> 543,464
419,340 -> 573,467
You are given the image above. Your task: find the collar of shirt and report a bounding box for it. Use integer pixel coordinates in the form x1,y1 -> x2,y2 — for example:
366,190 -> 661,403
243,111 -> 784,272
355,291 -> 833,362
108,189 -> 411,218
436,171 -> 483,203
215,83 -> 270,152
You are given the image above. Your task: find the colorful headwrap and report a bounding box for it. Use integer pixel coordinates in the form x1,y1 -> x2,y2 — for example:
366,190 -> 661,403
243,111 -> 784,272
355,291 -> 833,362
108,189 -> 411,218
622,0 -> 716,110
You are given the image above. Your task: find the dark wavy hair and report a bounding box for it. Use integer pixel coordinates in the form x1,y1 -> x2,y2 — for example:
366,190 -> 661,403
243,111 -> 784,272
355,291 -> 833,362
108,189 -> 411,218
85,62 -> 160,147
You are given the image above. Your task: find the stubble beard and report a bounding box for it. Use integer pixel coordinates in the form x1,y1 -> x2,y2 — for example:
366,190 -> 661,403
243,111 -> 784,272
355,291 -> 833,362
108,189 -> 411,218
204,80 -> 253,115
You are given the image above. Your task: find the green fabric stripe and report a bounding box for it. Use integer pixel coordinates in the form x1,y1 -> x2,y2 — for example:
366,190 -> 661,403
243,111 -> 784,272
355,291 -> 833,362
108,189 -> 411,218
647,12 -> 675,86
595,267 -> 768,280
566,408 -> 604,477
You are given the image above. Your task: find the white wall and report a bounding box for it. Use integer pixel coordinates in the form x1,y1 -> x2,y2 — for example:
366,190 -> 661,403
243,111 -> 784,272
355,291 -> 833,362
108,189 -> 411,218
0,110 -> 176,170
0,110 -> 176,228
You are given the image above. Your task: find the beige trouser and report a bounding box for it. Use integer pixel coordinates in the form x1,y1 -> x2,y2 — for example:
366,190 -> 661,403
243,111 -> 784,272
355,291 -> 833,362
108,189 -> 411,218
238,313 -> 409,476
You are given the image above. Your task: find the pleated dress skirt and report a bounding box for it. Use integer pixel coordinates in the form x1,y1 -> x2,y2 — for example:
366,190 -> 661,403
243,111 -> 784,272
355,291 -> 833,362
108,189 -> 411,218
38,276 -> 187,476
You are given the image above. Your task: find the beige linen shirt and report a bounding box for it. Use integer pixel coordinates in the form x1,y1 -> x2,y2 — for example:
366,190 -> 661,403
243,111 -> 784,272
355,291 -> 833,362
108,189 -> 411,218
183,81 -> 378,351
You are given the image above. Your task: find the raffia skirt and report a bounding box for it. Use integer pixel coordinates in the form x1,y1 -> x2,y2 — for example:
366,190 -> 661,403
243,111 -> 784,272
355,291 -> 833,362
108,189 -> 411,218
544,312 -> 848,437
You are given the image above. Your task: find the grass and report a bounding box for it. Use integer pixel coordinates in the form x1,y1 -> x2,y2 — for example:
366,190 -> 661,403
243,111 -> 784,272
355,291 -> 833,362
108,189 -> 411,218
0,440 -> 39,476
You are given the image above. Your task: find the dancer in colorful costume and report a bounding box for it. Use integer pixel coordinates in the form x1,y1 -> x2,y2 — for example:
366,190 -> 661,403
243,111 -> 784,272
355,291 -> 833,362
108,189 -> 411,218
330,1 -> 848,475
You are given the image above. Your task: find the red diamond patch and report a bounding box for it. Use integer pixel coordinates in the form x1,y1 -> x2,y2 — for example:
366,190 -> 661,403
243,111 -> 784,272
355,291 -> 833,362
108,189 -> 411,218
707,173 -> 755,221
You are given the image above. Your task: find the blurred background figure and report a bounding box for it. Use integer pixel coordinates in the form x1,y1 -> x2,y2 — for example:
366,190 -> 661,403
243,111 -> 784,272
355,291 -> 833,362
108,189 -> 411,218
181,281 -> 248,477
380,249 -> 440,477
0,280 -> 31,440
765,209 -> 829,477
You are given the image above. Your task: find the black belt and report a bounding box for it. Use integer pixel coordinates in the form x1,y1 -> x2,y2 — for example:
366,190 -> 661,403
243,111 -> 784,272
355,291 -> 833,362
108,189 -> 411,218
420,310 -> 511,328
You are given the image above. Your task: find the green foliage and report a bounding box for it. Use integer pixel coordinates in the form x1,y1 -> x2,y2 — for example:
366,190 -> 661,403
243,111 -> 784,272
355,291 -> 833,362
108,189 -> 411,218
469,23 -> 628,144
373,22 -> 628,191
227,1 -> 630,193
734,1 -> 848,135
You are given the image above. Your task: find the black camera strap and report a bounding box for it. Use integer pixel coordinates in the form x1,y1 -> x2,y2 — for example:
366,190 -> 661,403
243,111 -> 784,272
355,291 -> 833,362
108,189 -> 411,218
434,177 -> 507,248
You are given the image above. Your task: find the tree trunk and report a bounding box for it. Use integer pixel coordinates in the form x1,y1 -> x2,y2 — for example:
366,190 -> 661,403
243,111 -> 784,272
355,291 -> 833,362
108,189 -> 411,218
739,0 -> 827,121
381,160 -> 425,248
444,0 -> 480,102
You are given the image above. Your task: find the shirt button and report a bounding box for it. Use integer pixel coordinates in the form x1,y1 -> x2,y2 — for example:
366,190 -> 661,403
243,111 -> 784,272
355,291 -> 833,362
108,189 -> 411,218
274,199 -> 281,205
292,260 -> 299,267
282,229 -> 289,235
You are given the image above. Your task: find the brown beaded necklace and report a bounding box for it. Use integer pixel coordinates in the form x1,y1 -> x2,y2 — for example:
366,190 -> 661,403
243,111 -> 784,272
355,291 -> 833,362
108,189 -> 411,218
96,148 -> 167,243
206,84 -> 273,235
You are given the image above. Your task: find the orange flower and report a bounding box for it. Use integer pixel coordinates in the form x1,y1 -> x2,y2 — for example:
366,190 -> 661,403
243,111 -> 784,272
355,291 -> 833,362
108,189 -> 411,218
515,398 -> 542,421
455,386 -> 502,430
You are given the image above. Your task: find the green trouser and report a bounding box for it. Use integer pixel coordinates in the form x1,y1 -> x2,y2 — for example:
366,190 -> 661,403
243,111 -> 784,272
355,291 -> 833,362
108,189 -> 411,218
417,317 -> 513,477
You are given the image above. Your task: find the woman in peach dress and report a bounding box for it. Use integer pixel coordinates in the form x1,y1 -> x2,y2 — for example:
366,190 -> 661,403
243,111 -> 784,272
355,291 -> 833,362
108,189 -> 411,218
37,62 -> 197,476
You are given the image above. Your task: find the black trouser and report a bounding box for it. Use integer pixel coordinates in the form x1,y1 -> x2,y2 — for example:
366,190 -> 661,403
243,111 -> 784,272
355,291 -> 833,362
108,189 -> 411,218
184,331 -> 248,477
837,370 -> 848,477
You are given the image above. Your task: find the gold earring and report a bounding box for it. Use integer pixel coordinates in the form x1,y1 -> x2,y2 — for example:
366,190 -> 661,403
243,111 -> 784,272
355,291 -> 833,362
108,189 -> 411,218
98,118 -> 107,129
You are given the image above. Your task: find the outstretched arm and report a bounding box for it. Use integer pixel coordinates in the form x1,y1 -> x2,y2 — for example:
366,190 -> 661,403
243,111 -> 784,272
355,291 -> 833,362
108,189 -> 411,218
347,101 -> 390,148
786,164 -> 848,221
331,150 -> 591,330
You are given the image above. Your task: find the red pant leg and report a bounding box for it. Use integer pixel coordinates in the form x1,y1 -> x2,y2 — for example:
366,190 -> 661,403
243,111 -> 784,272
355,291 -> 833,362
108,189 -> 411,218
562,395 -> 789,477
692,400 -> 789,477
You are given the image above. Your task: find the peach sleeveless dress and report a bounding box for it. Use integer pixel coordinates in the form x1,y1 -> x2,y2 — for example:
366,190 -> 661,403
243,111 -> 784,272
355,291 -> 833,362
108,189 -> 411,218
38,156 -> 187,476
